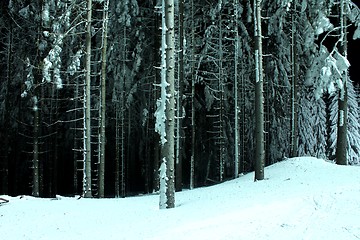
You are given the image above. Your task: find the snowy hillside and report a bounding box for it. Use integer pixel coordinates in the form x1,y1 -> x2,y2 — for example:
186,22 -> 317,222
1,157 -> 360,240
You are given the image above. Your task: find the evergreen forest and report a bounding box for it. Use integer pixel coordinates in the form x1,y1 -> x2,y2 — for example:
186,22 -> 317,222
0,0 -> 360,207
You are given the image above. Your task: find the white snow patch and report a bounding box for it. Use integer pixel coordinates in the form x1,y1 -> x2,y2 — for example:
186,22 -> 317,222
1,157 -> 360,239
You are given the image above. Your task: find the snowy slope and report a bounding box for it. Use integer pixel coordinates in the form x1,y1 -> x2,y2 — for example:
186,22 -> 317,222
1,157 -> 360,240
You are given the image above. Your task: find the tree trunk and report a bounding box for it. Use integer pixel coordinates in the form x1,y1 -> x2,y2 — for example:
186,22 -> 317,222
2,26 -> 13,194
290,2 -> 298,158
73,79 -> 80,195
98,0 -> 109,198
234,0 -> 240,178
83,0 -> 93,198
159,0 -> 176,209
175,0 -> 184,192
189,0 -> 196,190
32,97 -> 40,197
336,0 -> 348,165
254,0 -> 265,181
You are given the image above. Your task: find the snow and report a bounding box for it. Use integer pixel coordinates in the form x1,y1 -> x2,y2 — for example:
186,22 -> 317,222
1,157 -> 360,239
159,158 -> 168,209
154,0 -> 169,146
314,13 -> 333,36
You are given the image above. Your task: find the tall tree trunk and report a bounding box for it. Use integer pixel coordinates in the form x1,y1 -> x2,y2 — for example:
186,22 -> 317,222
290,1 -> 298,157
254,0 -> 265,181
115,23 -> 127,198
175,0 -> 185,192
234,0 -> 240,178
336,0 -> 348,165
32,97 -> 40,197
73,79 -> 80,195
159,0 -> 176,209
218,8 -> 225,183
98,0 -> 109,198
83,0 -> 93,198
189,0 -> 196,190
2,26 -> 13,194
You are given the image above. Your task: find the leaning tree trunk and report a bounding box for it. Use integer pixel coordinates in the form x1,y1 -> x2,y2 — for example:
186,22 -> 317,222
336,0 -> 348,165
254,0 -> 265,181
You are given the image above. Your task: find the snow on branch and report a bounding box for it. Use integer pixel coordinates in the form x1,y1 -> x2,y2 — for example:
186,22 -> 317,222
313,12 -> 333,36
348,1 -> 360,39
310,46 -> 350,99
42,35 -> 64,89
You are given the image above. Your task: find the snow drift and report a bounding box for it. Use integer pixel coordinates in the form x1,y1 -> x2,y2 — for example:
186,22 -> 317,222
1,157 -> 360,240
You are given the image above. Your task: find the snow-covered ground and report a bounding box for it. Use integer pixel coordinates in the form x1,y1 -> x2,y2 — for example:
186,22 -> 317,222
1,157 -> 360,240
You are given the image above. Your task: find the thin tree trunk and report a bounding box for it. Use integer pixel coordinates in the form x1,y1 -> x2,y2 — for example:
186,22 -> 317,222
190,0 -> 195,190
175,0 -> 185,192
254,0 -> 265,181
115,107 -> 120,197
32,98 -> 40,197
98,0 -> 109,198
234,0 -> 240,178
290,1 -> 298,157
83,0 -> 93,198
73,79 -> 80,195
336,0 -> 348,165
218,9 -> 225,183
159,0 -> 176,209
2,27 -> 13,194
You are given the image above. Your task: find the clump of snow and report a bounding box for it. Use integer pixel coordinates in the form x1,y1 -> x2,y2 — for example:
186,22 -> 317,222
21,58 -> 34,98
154,1 -> 169,146
42,3 -> 50,26
43,35 -> 64,89
1,157 -> 360,239
142,108 -> 149,127
159,158 -> 168,209
68,50 -> 83,76
353,27 -> 360,40
18,5 -> 30,19
32,96 -> 38,112
310,46 -> 350,99
313,12 -> 333,35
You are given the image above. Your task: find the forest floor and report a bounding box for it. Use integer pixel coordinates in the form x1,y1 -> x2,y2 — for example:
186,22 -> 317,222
1,157 -> 360,240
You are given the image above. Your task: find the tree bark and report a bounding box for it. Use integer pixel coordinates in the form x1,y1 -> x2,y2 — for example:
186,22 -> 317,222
175,0 -> 184,192
189,0 -> 196,190
234,0 -> 240,178
159,0 -> 176,209
98,0 -> 109,198
254,0 -> 265,181
83,0 -> 93,198
290,2 -> 299,158
32,98 -> 40,197
336,0 -> 348,165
